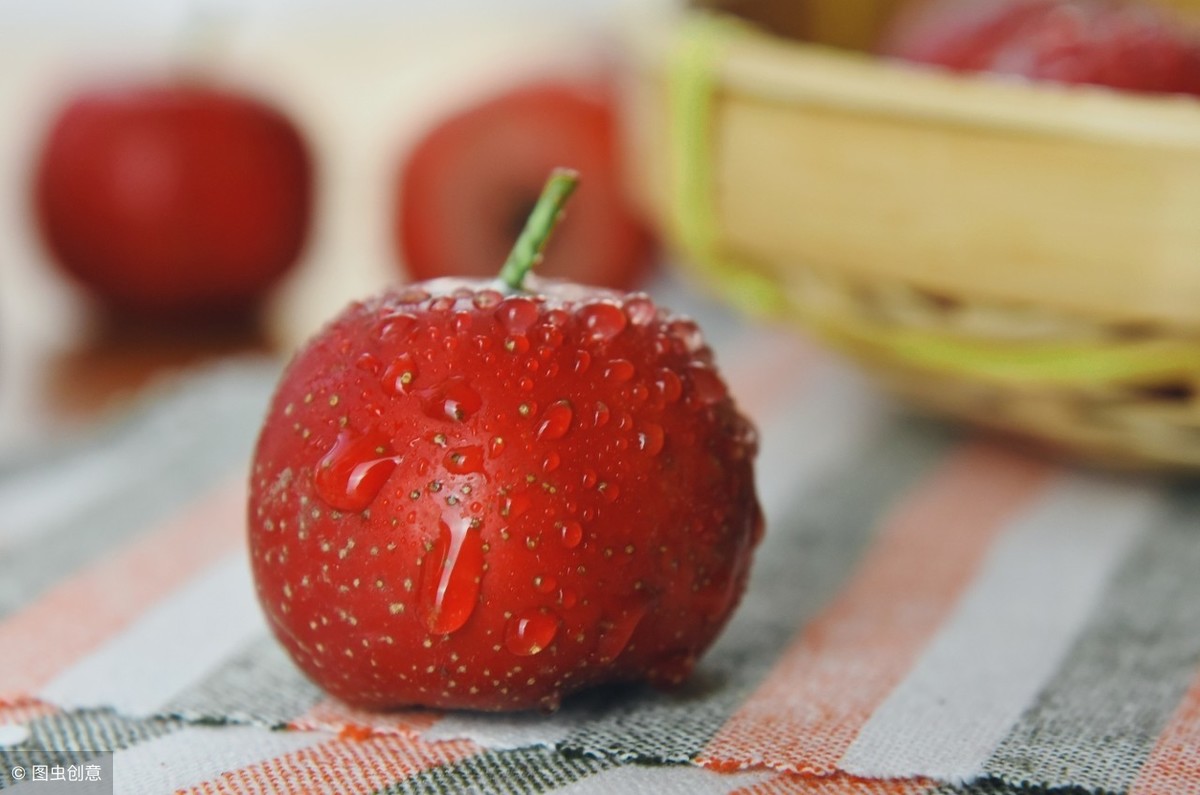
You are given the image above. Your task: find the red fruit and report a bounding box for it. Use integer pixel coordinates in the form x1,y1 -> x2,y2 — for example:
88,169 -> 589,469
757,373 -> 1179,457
33,81 -> 313,317
395,80 -> 656,291
881,0 -> 1200,95
249,171 -> 760,712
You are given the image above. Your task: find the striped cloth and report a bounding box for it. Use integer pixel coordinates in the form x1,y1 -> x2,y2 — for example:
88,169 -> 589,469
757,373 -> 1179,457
2,275 -> 1199,794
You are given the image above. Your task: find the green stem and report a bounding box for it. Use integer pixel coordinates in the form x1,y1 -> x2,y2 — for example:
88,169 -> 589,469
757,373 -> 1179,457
498,168 -> 579,291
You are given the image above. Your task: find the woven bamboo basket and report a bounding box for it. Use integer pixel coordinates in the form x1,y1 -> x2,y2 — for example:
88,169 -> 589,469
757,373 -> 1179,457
620,0 -> 1200,470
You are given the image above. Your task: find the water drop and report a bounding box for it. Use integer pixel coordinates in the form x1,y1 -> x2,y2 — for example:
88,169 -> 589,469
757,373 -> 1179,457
419,517 -> 484,635
418,376 -> 483,421
592,402 -> 610,428
314,430 -> 399,512
669,318 -> 706,354
637,423 -> 665,456
489,436 -> 506,458
505,611 -> 560,656
574,350 -> 591,374
473,290 -> 503,310
622,294 -> 658,326
355,352 -> 382,375
687,364 -> 728,405
560,520 -> 583,548
381,312 -> 418,340
534,574 -> 558,594
542,451 -> 561,473
505,335 -> 531,354
500,492 -> 532,519
655,369 -> 683,403
604,359 -> 635,383
536,400 -> 573,441
444,445 -> 485,475
496,296 -> 539,334
597,605 -> 646,661
580,302 -> 627,343
580,470 -> 598,490
382,354 -> 419,395
518,376 -> 535,392
558,587 -> 579,608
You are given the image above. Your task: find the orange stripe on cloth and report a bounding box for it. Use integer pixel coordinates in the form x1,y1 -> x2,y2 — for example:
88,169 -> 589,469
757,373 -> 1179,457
699,443 -> 1054,774
731,772 -> 933,795
1130,664 -> 1200,794
289,697 -> 439,737
182,730 -> 480,795
0,476 -> 247,698
0,697 -> 57,725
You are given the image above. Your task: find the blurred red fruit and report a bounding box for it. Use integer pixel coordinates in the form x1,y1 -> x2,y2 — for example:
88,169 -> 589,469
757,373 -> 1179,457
395,80 -> 656,290
881,0 -> 1200,95
33,82 -> 314,318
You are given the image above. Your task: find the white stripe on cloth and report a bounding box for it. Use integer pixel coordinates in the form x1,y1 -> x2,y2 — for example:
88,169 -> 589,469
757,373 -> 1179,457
549,763 -> 773,795
112,724 -> 331,795
39,553 -> 267,715
838,474 -> 1164,781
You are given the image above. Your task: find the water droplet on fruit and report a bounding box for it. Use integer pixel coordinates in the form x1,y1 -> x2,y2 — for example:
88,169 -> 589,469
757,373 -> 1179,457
604,359 -> 635,383
536,400 -> 573,441
381,312 -> 418,339
669,318 -> 706,354
560,520 -> 583,548
558,587 -> 579,608
314,430 -> 399,513
687,364 -> 728,405
597,605 -> 646,661
637,423 -> 665,456
574,350 -> 591,374
505,335 -> 531,354
419,517 -> 484,635
444,445 -> 485,474
504,611 -> 559,656
542,451 -> 561,473
355,352 -> 382,375
655,369 -> 683,403
518,376 -> 534,392
489,436 -> 506,458
534,574 -> 558,594
500,492 -> 532,519
580,470 -> 597,490
592,402 -> 610,428
496,296 -> 539,334
453,311 -> 473,334
473,290 -> 503,310
418,376 -> 483,422
429,295 -> 456,312
382,353 -> 419,395
581,302 -> 627,343
622,294 -> 658,326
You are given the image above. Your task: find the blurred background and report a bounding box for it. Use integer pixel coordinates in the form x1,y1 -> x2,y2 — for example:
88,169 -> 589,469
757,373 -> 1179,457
0,0 -> 648,453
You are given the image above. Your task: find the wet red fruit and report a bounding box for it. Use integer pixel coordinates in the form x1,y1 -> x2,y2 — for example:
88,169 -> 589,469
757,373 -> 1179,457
881,0 -> 1200,96
33,81 -> 313,317
395,79 -> 656,291
249,171 -> 760,711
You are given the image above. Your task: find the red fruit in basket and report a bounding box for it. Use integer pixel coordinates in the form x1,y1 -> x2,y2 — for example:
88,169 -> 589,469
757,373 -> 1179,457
881,0 -> 1200,95
249,171 -> 760,712
33,81 -> 313,317
395,80 -> 655,291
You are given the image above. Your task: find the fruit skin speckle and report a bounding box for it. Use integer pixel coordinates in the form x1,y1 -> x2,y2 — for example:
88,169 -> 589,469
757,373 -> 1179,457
247,275 -> 762,712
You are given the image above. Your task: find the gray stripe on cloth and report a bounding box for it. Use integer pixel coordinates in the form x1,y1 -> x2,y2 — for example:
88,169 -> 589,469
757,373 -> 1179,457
555,416 -> 960,764
0,361 -> 277,617
983,485 -> 1200,792
931,779 -> 1098,795
379,745 -> 616,795
160,634 -> 323,727
0,708 -> 184,788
